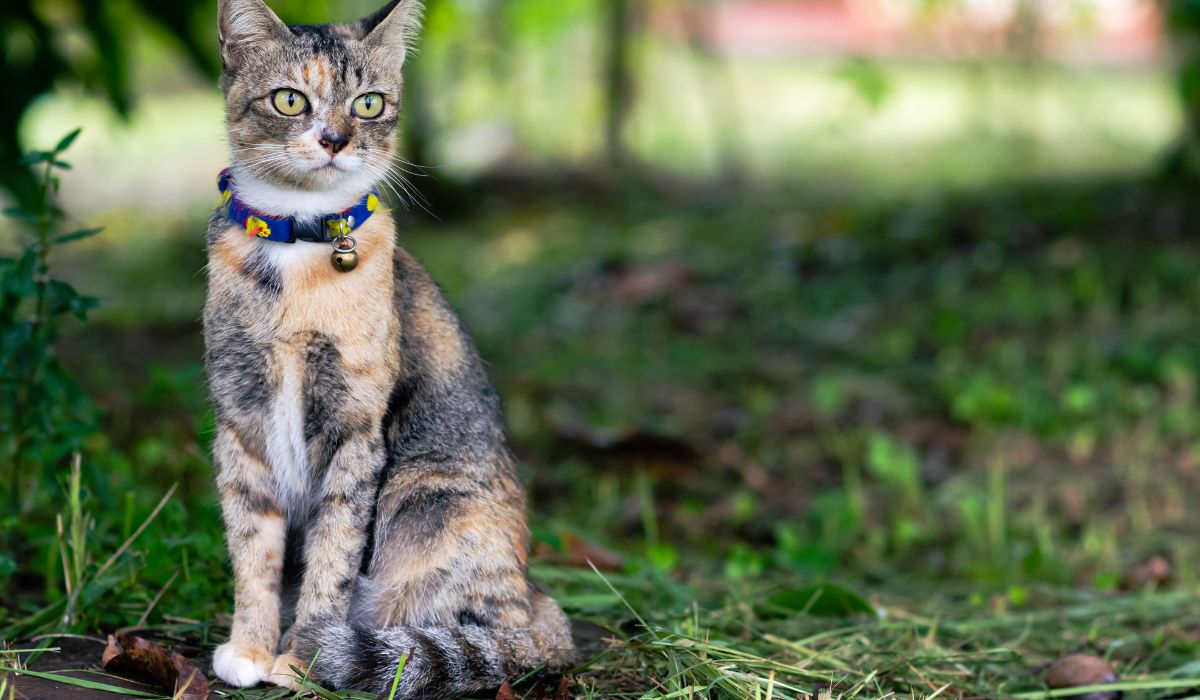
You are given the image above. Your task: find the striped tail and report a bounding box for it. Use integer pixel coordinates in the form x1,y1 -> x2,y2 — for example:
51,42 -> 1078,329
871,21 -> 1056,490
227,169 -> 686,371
293,599 -> 575,698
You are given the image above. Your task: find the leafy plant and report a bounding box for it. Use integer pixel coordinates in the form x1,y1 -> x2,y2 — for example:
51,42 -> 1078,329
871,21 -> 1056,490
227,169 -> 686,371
1,129 -> 101,560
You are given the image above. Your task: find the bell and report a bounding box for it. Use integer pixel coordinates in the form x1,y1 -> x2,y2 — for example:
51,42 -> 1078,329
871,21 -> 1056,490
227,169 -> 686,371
330,235 -> 359,273
331,249 -> 359,272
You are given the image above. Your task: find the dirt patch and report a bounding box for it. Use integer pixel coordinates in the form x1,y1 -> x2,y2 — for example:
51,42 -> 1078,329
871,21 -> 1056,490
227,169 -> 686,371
9,637 -> 164,699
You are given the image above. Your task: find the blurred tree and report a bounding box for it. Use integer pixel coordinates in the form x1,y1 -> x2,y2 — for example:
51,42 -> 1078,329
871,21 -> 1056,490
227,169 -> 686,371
602,0 -> 637,168
676,0 -> 746,181
0,0 -> 217,207
1164,0 -> 1200,179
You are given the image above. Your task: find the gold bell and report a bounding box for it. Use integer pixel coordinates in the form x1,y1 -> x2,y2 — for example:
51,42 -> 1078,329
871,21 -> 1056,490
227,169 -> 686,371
331,235 -> 359,273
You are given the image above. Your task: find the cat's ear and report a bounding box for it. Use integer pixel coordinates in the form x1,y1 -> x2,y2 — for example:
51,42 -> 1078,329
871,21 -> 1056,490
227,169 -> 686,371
359,0 -> 424,66
217,0 -> 290,70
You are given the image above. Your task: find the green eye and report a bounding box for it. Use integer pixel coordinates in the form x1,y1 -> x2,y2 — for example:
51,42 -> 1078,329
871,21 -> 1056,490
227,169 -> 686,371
352,93 -> 384,119
272,89 -> 308,116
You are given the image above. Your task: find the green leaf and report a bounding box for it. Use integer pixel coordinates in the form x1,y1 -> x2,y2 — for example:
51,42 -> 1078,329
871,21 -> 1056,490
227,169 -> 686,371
55,227 -> 104,244
54,128 -> 83,153
2,207 -> 37,221
3,250 -> 38,298
52,160 -> 73,170
647,543 -> 677,572
765,582 -> 876,618
18,151 -> 52,166
836,57 -> 891,111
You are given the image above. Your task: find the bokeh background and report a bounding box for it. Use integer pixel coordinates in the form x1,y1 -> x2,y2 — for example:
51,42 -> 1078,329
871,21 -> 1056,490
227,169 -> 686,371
8,1 -> 1200,697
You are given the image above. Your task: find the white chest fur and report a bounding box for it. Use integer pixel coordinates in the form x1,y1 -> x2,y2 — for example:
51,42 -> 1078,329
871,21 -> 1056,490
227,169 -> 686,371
266,341 -> 309,516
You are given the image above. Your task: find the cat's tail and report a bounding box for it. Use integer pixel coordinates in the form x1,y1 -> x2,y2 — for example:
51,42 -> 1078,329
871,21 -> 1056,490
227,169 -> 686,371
292,593 -> 576,698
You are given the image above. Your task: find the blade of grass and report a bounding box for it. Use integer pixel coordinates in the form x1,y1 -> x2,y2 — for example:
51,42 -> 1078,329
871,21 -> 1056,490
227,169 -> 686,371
133,569 -> 180,629
291,648 -> 320,699
385,653 -> 408,700
1011,679 -> 1200,698
0,666 -> 164,697
94,483 -> 177,579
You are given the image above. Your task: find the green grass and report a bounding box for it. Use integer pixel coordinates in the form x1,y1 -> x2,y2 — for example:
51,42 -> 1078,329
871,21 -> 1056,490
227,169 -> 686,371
6,172 -> 1200,698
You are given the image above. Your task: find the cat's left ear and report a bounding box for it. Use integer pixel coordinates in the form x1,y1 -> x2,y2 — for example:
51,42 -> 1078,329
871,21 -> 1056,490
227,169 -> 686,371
359,0 -> 424,66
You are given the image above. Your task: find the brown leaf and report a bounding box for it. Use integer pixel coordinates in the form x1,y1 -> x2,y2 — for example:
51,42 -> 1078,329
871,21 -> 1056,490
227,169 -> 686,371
101,632 -> 209,700
101,634 -> 122,666
495,679 -> 517,700
533,533 -> 624,571
554,676 -> 570,700
1121,555 -> 1172,590
605,261 -> 690,305
1046,654 -> 1120,700
548,417 -> 700,478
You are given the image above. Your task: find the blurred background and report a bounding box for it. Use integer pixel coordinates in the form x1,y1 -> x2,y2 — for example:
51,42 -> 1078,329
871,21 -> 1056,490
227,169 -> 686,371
9,1 -> 1200,695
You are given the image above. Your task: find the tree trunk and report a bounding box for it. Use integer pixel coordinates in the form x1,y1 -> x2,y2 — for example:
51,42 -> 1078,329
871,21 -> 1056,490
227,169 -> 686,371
602,0 -> 635,169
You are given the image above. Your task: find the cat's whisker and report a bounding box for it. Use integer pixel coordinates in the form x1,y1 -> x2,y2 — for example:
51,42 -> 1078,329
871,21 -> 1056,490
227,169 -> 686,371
370,161 -> 433,217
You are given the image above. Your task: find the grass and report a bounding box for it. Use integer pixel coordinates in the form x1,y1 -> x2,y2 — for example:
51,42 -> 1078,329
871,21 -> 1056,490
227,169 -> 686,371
5,171 -> 1200,698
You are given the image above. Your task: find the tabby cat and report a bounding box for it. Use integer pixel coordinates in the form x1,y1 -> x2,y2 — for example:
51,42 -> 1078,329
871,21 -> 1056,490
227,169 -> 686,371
204,0 -> 575,696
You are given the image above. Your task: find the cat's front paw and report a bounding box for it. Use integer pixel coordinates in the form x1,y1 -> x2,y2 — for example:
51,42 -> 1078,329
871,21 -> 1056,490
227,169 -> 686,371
212,641 -> 274,687
267,652 -> 307,690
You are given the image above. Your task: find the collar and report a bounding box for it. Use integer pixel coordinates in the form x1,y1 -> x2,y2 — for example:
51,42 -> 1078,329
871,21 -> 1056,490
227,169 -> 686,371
217,168 -> 380,243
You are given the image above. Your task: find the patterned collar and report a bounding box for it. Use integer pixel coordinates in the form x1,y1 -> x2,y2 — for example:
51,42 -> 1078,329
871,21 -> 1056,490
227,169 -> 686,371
217,168 -> 380,243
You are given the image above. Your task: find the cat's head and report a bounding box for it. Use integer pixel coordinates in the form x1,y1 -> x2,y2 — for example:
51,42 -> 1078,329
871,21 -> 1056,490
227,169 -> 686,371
217,0 -> 421,195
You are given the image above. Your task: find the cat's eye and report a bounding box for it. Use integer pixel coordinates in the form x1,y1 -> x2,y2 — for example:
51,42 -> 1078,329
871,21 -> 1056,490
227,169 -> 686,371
272,89 -> 308,116
352,93 -> 384,119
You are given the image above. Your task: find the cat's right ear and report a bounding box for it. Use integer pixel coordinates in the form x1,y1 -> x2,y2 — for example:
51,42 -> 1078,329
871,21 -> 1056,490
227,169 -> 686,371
217,0 -> 290,70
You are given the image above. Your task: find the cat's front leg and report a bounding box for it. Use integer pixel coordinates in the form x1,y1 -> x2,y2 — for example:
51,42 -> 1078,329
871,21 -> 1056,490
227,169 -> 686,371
268,432 -> 383,689
211,424 -> 287,688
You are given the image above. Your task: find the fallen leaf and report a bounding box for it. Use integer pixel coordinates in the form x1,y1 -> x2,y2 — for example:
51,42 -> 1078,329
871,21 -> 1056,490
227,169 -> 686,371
101,633 -> 209,700
1046,654 -> 1120,700
534,533 -> 625,571
496,679 -> 517,700
1121,555 -> 1172,590
554,676 -> 570,700
548,417 -> 700,478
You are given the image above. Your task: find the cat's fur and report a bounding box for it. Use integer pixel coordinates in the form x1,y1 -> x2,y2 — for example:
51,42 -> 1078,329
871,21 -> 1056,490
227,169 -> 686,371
203,1 -> 575,696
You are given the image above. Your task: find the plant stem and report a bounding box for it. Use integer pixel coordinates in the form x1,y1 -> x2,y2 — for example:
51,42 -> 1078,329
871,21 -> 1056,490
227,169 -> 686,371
8,157 -> 55,534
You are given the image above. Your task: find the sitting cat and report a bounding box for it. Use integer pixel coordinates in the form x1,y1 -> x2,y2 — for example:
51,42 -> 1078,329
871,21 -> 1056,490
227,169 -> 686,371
203,0 -> 575,696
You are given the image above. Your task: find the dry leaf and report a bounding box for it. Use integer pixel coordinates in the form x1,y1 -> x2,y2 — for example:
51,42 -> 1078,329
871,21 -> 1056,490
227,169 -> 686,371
554,676 -> 570,700
534,533 -> 624,571
102,632 -> 209,700
1121,555 -> 1172,590
1046,654 -> 1120,700
496,679 -> 517,700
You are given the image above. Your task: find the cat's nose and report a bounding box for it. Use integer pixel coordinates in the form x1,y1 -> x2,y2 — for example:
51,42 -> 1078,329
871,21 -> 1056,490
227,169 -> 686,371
318,131 -> 349,156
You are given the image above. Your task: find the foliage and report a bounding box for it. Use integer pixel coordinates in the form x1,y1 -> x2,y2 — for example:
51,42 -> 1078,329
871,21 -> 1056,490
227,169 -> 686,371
0,129 -> 100,574
1161,0 -> 1200,177
0,1 -> 217,206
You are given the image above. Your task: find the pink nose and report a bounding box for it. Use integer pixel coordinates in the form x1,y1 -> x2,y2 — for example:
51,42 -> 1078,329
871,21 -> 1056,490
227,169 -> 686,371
319,131 -> 349,156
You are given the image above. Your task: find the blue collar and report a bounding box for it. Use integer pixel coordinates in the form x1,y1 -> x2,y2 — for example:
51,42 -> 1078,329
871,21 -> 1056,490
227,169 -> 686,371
217,168 -> 380,244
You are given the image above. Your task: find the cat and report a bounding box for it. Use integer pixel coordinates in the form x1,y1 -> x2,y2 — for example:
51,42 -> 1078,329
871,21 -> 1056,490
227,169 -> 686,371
203,0 -> 575,696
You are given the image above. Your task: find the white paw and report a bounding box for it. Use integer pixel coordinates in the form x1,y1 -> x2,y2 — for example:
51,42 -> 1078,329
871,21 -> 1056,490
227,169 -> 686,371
213,641 -> 273,687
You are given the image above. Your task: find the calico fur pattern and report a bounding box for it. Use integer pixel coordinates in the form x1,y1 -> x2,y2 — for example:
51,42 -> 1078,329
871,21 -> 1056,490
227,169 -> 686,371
204,1 -> 575,697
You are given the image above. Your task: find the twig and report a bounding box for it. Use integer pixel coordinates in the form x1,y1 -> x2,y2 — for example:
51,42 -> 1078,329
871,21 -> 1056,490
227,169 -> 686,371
94,483 -> 177,579
134,569 -> 180,629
